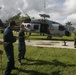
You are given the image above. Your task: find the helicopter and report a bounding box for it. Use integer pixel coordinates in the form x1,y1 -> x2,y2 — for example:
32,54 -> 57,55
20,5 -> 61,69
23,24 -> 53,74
22,14 -> 74,39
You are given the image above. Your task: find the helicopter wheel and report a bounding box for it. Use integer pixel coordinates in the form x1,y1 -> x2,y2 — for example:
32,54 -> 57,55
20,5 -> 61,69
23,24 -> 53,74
47,35 -> 52,40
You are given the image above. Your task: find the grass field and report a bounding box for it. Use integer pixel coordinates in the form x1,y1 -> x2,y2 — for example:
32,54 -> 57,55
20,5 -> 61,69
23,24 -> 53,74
14,32 -> 75,41
0,32 -> 74,41
0,43 -> 76,75
0,32 -> 75,75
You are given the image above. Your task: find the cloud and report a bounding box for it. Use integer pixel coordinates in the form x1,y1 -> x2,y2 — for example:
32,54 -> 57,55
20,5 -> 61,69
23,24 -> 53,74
0,0 -> 76,26
64,0 -> 76,14
63,14 -> 76,25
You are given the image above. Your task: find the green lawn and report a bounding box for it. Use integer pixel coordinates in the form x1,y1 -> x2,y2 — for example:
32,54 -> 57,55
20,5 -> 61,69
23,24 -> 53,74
0,32 -> 75,75
12,32 -> 75,41
0,32 -> 74,41
0,43 -> 76,75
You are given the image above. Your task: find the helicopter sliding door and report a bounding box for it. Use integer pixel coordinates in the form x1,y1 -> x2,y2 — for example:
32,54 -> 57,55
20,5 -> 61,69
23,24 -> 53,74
40,23 -> 48,33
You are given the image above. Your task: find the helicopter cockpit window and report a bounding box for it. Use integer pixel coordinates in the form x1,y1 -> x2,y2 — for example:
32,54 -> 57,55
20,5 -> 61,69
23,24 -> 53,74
34,25 -> 39,29
59,25 -> 65,31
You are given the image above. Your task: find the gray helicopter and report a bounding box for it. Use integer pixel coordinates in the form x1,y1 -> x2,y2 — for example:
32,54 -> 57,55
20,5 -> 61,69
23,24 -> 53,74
22,14 -> 74,39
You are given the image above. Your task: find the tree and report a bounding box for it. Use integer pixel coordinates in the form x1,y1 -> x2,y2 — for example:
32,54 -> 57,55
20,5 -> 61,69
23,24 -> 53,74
11,12 -> 21,21
5,13 -> 31,26
23,14 -> 31,23
66,21 -> 72,26
5,12 -> 21,24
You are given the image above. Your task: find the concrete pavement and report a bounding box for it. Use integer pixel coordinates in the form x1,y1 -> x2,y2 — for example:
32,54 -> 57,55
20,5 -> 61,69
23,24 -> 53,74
25,40 -> 75,49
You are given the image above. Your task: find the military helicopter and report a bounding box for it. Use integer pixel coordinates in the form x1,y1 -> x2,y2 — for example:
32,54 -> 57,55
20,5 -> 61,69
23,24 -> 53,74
22,14 -> 74,39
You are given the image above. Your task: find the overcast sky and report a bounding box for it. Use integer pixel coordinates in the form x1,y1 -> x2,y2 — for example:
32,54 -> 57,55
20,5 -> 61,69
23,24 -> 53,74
0,0 -> 76,25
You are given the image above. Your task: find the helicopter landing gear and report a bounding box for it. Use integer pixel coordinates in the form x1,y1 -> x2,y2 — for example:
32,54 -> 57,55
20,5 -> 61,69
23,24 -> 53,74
47,35 -> 52,40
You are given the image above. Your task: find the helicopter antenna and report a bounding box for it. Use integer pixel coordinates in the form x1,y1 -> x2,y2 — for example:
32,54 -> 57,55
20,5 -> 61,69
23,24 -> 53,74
39,0 -> 50,19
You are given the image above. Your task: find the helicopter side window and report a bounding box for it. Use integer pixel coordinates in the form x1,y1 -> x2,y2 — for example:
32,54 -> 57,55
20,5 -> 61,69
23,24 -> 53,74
34,25 -> 39,29
59,25 -> 65,31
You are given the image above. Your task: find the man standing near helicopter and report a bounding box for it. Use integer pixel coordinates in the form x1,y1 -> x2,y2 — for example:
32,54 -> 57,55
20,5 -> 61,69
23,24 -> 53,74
73,27 -> 76,48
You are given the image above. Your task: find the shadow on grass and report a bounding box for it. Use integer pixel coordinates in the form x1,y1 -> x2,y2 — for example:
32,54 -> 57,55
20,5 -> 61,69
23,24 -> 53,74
51,71 -> 61,75
23,58 -> 76,67
16,58 -> 76,75
17,69 -> 49,75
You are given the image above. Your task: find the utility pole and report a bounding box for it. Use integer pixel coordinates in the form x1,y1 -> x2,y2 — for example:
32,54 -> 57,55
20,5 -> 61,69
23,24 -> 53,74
44,0 -> 46,13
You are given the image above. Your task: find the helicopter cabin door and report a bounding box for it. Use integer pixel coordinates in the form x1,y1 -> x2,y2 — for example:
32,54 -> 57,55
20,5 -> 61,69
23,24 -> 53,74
40,23 -> 48,33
